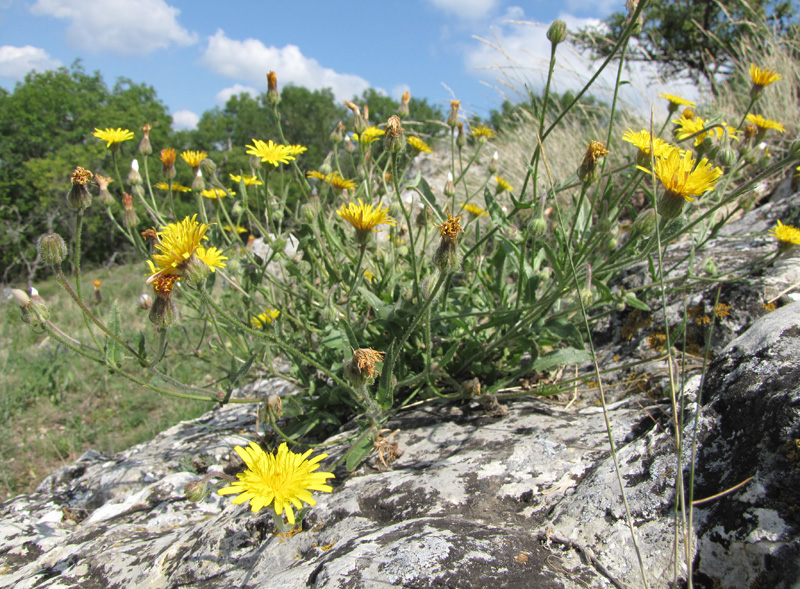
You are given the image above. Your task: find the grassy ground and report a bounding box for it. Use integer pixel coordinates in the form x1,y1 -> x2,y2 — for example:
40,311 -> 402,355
0,263 -> 215,498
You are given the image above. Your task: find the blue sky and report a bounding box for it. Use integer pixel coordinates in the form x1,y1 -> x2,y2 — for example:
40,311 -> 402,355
0,0 -> 697,130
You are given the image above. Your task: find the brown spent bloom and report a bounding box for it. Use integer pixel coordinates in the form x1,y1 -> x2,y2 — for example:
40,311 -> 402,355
354,348 -> 384,379
141,227 -> 158,241
344,100 -> 359,114
578,141 -> 609,183
447,100 -> 461,128
384,115 -> 405,152
437,211 -> 463,245
267,70 -> 278,92
71,167 -> 93,185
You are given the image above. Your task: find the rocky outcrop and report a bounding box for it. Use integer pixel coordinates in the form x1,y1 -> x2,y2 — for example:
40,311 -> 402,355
2,183 -> 799,588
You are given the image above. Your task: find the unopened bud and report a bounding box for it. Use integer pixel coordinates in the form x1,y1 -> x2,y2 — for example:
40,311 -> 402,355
38,232 -> 68,265
528,216 -> 547,238
634,208 -> 658,236
488,151 -> 499,174
266,71 -> 280,106
96,174 -> 114,206
703,257 -> 718,276
128,159 -> 142,185
330,121 -> 345,143
11,289 -> 31,309
192,170 -> 205,192
267,394 -> 283,417
138,293 -> 153,310
184,479 -> 210,503
443,172 -> 455,197
456,123 -> 466,149
183,255 -> 210,287
200,157 -> 217,177
122,193 -> 139,228
139,123 -> 152,156
384,115 -> 405,153
547,19 -> 567,46
716,145 -> 737,167
397,91 -> 410,118
344,135 -> 355,153
447,100 -> 460,129
67,166 -> 93,209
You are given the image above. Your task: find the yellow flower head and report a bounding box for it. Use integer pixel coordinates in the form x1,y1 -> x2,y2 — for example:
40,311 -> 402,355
461,203 -> 488,217
337,199 -> 396,243
308,170 -> 357,191
92,279 -> 102,290
229,173 -> 263,186
217,442 -> 334,524
223,224 -> 248,233
659,93 -> 695,111
770,220 -> 800,252
437,211 -> 463,243
749,64 -> 782,90
745,114 -> 785,134
495,175 -> 514,193
93,127 -> 134,148
196,246 -> 227,272
250,308 -> 280,329
154,181 -> 192,192
245,139 -> 296,166
146,214 -> 211,280
354,126 -> 384,144
201,188 -> 230,199
181,150 -> 208,168
161,148 -> 177,167
407,136 -> 432,153
639,150 -> 722,203
621,129 -> 676,159
471,125 -> 497,140
673,116 -> 739,146
286,144 -> 308,156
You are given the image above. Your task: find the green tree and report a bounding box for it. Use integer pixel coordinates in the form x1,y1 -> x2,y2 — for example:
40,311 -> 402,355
575,0 -> 797,95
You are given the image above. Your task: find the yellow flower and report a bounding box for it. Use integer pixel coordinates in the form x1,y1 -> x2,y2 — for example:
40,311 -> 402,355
337,199 -> 396,243
92,279 -> 102,290
181,150 -> 208,168
245,139 -> 295,166
638,150 -> 722,218
201,188 -> 230,199
363,269 -> 376,283
217,442 -> 334,524
770,220 -> 800,252
154,181 -> 192,192
471,125 -> 497,140
673,116 -> 739,146
160,148 -> 177,167
622,129 -> 676,159
286,144 -> 308,156
307,170 -> 357,191
495,175 -> 514,193
407,136 -> 432,153
223,225 -> 248,233
745,114 -> 785,134
196,246 -> 227,271
93,127 -> 134,148
229,173 -> 263,186
353,126 -> 384,144
749,64 -> 782,89
250,308 -> 280,329
145,214 -> 210,280
307,170 -> 326,180
659,93 -> 695,111
461,203 -> 488,217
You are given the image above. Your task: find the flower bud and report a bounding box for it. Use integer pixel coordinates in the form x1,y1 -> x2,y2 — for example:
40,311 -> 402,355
716,144 -> 737,167
11,289 -> 31,309
488,151 -> 499,174
192,170 -> 205,192
330,121 -> 345,144
96,174 -> 114,206
161,148 -> 177,179
443,172 -> 455,197
456,123 -> 466,149
200,157 -> 217,177
447,100 -> 460,129
344,135 -> 355,153
703,256 -> 718,276
266,71 -> 280,107
547,19 -> 567,46
139,123 -> 152,156
528,216 -> 547,238
184,479 -> 210,503
397,90 -> 410,118
128,159 -> 142,185
150,275 -> 179,328
132,184 -> 145,199
138,293 -> 153,310
38,232 -> 68,265
67,166 -> 93,210
634,208 -> 657,236
577,141 -> 608,184
384,115 -> 405,153
122,193 -> 139,228
300,203 -> 317,224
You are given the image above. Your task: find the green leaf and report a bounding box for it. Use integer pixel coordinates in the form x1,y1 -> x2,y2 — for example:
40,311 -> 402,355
338,316 -> 360,350
542,317 -> 584,349
376,339 -> 396,410
532,347 -> 591,372
483,186 -> 508,228
225,354 -> 256,402
358,286 -> 393,320
625,292 -> 651,311
346,429 -> 377,471
417,177 -> 444,220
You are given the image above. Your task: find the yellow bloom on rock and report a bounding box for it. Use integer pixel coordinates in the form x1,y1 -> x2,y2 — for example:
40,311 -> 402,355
745,114 -> 785,134
181,150 -> 208,169
770,220 -> 800,252
196,246 -> 227,271
229,173 -> 263,186
638,150 -> 722,218
407,136 -> 432,153
250,308 -> 280,329
93,127 -> 134,148
337,199 -> 396,243
146,214 -> 211,280
245,139 -> 296,166
217,442 -> 334,524
749,64 -> 782,90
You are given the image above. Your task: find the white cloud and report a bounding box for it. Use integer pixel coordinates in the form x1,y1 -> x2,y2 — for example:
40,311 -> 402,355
426,0 -> 500,20
465,13 -> 699,118
172,109 -> 199,131
30,0 -> 197,56
200,30 -> 371,103
0,45 -> 61,79
215,84 -> 258,104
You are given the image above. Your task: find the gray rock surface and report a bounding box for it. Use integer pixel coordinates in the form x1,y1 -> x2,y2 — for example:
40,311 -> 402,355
2,182 -> 800,588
